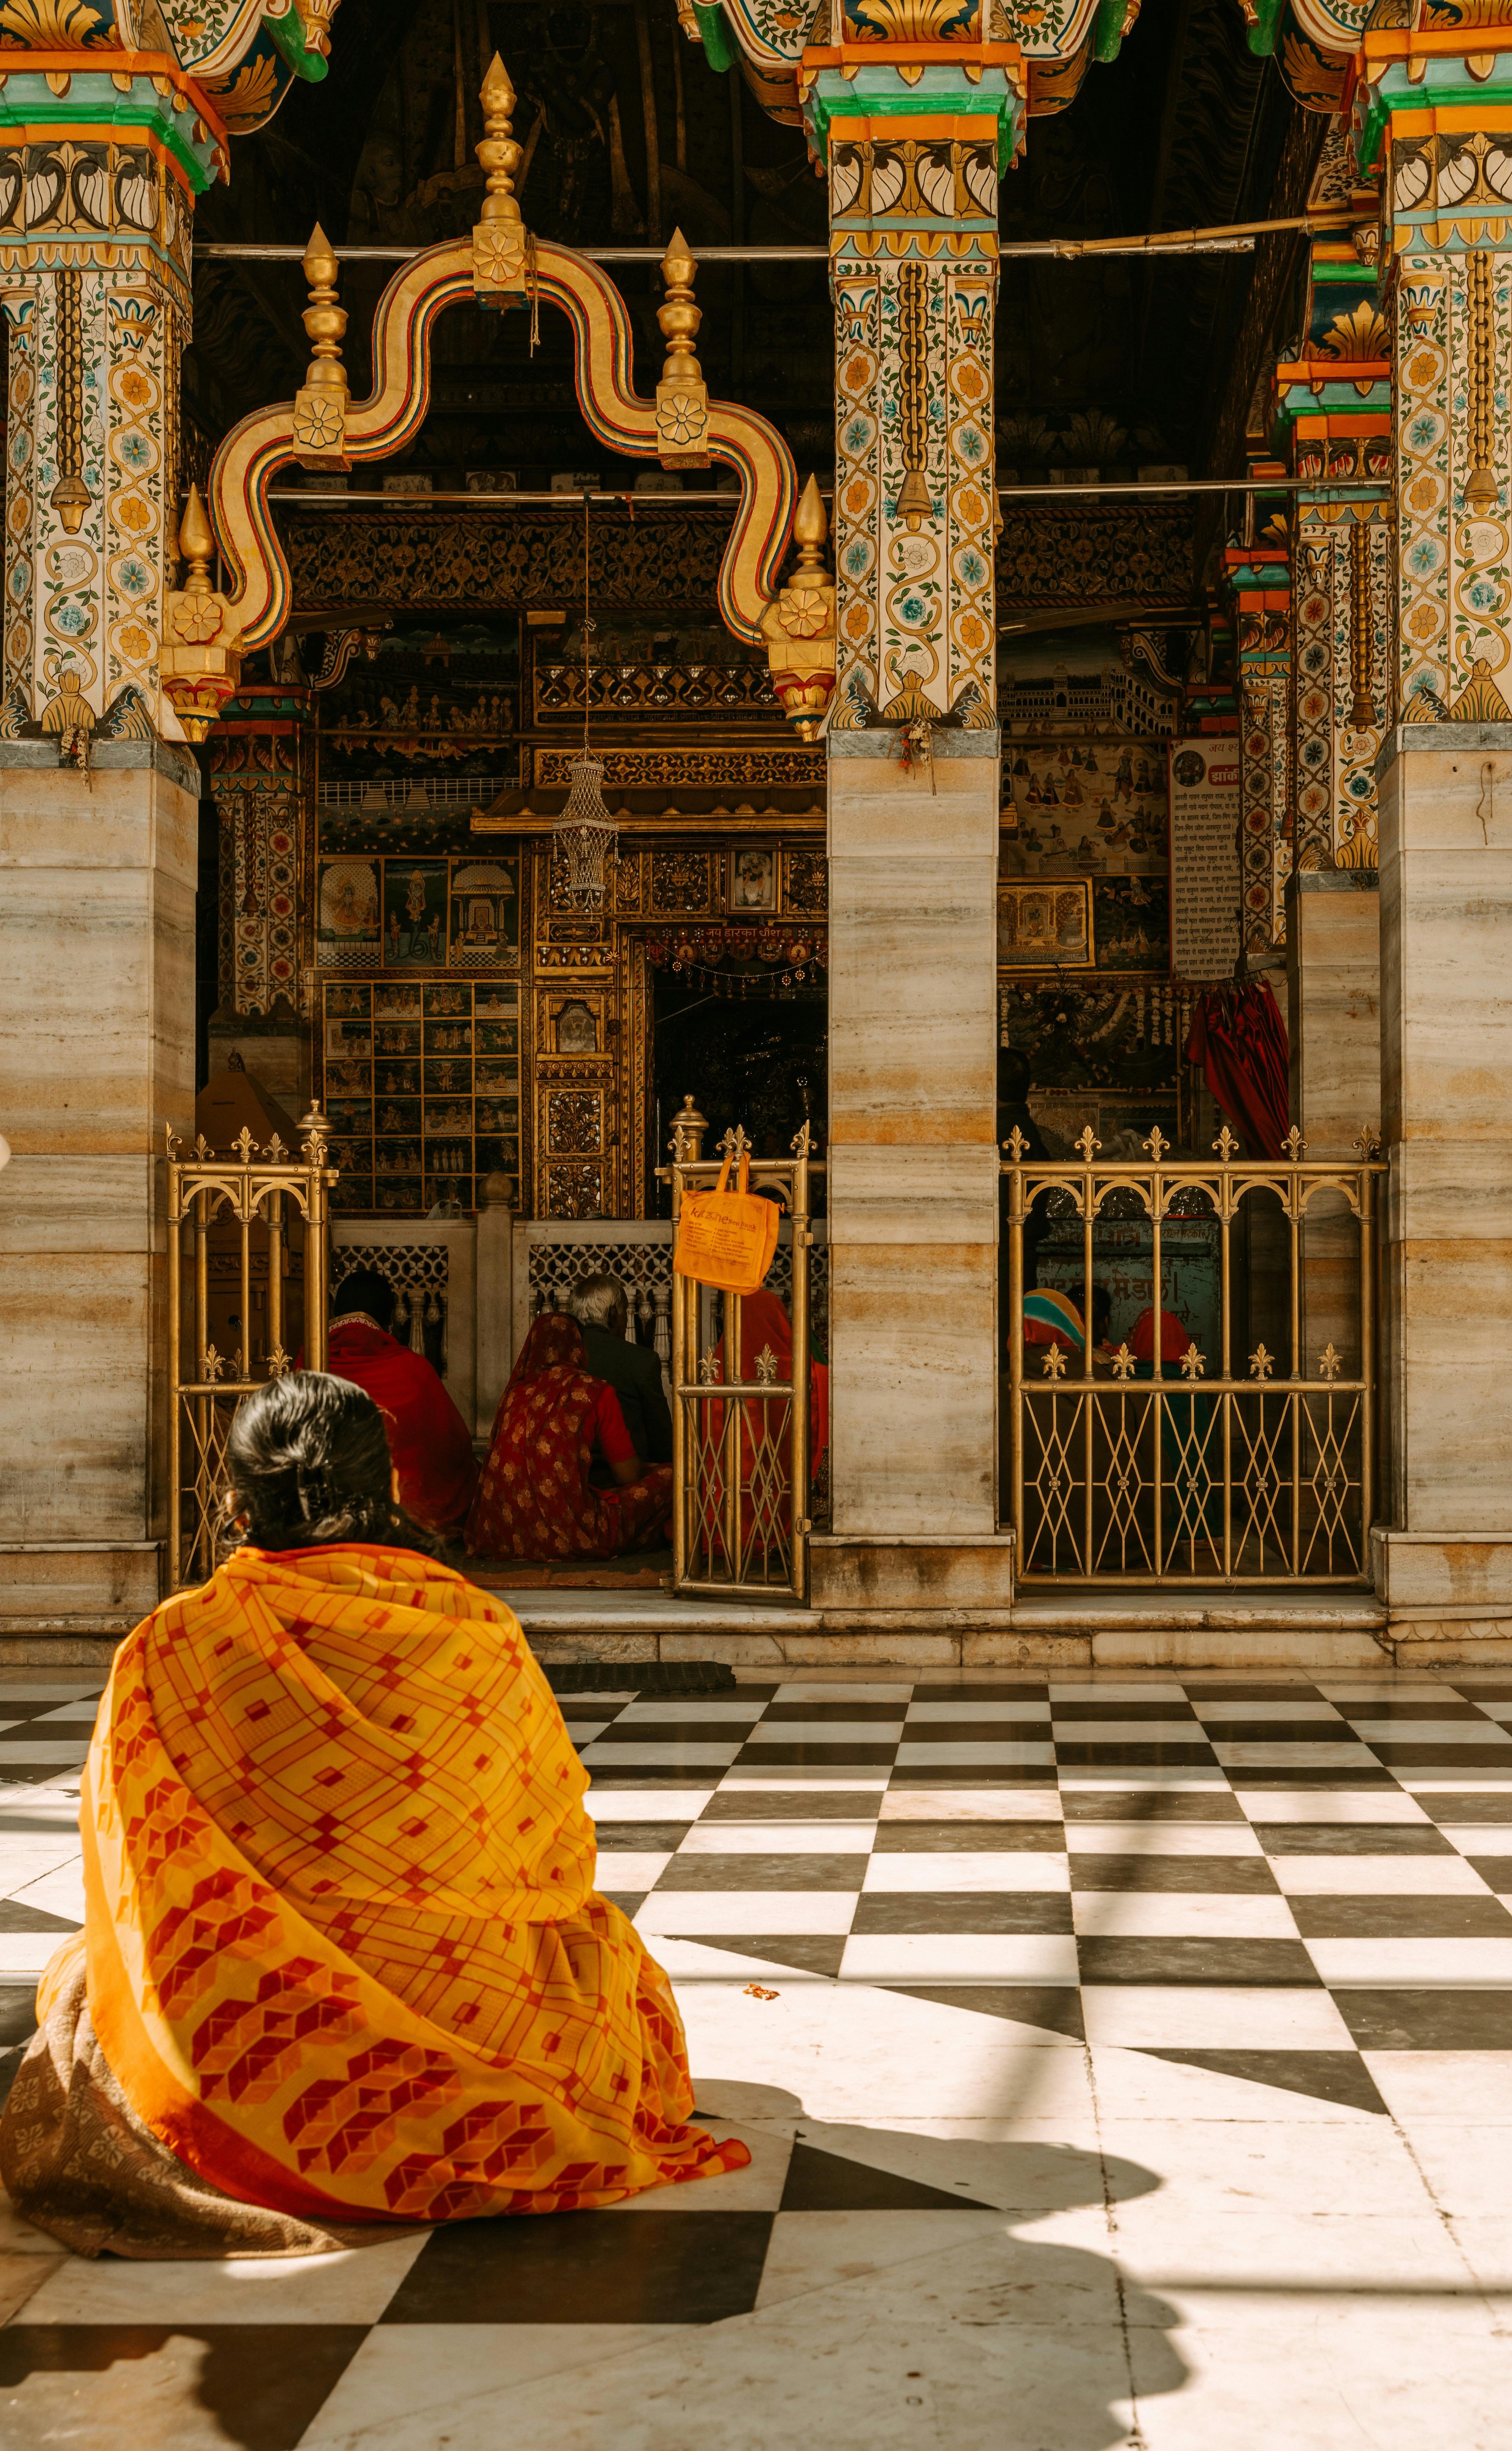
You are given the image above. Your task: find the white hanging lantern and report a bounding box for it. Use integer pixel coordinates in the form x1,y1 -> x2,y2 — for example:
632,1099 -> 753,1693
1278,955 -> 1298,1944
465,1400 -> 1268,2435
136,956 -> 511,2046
552,492 -> 618,909
553,747 -> 618,908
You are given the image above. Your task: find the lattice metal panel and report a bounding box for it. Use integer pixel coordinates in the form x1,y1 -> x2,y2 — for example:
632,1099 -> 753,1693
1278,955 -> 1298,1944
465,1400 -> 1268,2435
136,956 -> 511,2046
332,1242 -> 452,1374
524,1235 -> 829,1362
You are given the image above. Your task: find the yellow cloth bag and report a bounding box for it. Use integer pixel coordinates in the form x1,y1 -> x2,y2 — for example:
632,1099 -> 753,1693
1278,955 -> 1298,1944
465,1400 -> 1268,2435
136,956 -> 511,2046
673,1147 -> 779,1295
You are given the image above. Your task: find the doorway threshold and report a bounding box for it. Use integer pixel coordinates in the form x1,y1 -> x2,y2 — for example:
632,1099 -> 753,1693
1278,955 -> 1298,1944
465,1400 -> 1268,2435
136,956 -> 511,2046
505,1582 -> 1398,1669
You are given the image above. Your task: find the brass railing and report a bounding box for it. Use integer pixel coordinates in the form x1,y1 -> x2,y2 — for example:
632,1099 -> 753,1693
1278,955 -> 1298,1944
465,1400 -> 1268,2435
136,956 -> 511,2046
1002,1124 -> 1386,1584
665,1118 -> 816,1604
166,1109 -> 339,1589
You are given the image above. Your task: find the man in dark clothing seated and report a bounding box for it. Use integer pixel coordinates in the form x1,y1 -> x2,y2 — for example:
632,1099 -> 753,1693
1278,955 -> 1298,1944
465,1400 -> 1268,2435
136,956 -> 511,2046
570,1274 -> 674,1465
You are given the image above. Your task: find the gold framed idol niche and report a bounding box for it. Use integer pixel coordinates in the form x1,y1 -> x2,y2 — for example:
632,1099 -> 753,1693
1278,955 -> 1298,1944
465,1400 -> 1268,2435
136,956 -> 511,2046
726,843 -> 779,913
998,879 -> 1094,969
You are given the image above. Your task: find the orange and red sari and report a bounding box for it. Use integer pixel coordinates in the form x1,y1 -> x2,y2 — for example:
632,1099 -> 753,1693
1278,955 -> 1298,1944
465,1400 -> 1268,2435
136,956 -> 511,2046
466,1314 -> 673,1562
0,1544 -> 744,2255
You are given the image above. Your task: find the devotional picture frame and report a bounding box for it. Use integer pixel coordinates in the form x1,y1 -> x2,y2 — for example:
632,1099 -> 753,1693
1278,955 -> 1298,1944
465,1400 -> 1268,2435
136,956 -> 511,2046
997,877 -> 1094,969
727,844 -> 778,913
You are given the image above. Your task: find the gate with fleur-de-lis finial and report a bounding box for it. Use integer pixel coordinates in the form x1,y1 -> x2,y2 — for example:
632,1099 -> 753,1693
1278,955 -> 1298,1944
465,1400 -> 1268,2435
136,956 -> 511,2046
165,1110 -> 340,1590
1001,1123 -> 1388,1584
663,1118 -> 818,1602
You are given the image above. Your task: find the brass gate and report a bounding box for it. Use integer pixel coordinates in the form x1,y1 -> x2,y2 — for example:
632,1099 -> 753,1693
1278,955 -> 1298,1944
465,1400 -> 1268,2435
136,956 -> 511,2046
166,1109 -> 339,1589
667,1121 -> 815,1604
1002,1124 -> 1386,1584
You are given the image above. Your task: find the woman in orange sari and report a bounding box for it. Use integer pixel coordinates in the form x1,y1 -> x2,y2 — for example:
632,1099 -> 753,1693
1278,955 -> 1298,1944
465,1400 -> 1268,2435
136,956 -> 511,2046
0,1372 -> 745,2258
466,1313 -> 673,1563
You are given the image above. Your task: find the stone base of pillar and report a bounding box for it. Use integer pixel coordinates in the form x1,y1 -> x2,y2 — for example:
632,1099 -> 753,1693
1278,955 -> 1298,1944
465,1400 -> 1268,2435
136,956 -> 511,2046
808,1532 -> 1016,1615
0,739 -> 200,1620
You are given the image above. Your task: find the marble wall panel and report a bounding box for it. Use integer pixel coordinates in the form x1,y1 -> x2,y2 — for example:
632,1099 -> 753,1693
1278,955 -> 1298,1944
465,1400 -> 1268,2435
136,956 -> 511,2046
0,752 -> 199,1586
825,753 -> 1001,1561
1375,730 -> 1512,1573
828,1241 -> 998,1536
0,1246 -> 155,1541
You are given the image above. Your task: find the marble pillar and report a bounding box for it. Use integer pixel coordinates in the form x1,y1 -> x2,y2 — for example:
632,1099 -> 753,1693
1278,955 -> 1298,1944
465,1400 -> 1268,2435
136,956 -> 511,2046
0,738 -> 199,1633
803,59 -> 1017,1613
1372,726 -> 1512,1612
818,740 -> 1004,1610
1287,869 -> 1381,1398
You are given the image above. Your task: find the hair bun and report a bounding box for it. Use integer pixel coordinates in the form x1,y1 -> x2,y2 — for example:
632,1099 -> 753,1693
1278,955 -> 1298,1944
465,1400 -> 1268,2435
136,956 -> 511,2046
293,1457 -> 336,1521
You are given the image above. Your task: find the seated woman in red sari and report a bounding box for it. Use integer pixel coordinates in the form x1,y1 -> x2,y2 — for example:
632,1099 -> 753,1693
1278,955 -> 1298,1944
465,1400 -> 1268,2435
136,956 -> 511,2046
0,1371 -> 744,2258
466,1313 -> 673,1563
324,1265 -> 478,1536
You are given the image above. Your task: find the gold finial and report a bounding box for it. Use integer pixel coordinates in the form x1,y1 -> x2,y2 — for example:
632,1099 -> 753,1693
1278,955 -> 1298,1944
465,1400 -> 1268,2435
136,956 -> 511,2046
1213,1124 -> 1239,1161
656,228 -> 710,467
670,1093 -> 708,1162
1074,1127 -> 1102,1162
1111,1343 -> 1136,1381
1003,1124 -> 1028,1161
1249,1344 -> 1275,1381
1042,1344 -> 1067,1379
794,470 -> 828,564
1317,1341 -> 1343,1381
759,473 -> 836,741
300,223 -> 347,393
293,223 -> 351,468
1282,1124 -> 1306,1159
1180,1342 -> 1206,1381
178,485 -> 214,594
478,54 -> 520,212
473,56 -> 528,299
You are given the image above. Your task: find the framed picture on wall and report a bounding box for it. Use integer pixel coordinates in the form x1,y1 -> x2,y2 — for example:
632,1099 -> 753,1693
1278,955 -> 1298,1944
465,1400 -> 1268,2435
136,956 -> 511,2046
997,878 -> 1094,968
727,845 -> 778,912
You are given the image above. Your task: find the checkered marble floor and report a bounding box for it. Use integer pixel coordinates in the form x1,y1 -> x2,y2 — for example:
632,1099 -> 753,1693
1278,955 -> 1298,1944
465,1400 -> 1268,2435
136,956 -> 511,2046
2,1666 -> 1512,2449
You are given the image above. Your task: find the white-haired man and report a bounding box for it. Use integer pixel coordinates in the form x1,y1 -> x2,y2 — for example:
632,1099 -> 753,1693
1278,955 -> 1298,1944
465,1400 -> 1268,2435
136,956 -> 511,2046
571,1275 -> 673,1466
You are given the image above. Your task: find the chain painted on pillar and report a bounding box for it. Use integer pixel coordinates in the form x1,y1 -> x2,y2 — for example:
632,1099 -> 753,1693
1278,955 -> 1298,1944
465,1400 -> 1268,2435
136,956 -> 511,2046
2,292 -> 34,708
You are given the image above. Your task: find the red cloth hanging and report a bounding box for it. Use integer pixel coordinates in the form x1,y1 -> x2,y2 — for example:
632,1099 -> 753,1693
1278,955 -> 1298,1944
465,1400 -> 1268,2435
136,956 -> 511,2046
1184,980 -> 1290,1160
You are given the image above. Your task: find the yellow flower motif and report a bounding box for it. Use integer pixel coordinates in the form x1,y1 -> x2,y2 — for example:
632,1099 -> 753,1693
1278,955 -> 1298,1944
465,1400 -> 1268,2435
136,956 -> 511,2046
171,595 -> 221,644
118,623 -> 152,659
118,370 -> 151,407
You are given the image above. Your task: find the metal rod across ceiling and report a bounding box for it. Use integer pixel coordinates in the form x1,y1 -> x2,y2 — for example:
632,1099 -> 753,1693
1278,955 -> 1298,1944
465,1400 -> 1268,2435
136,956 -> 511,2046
266,478 -> 1385,505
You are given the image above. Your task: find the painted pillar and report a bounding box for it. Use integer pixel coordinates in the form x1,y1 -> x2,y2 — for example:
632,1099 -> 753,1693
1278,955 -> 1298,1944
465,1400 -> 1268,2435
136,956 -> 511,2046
799,42 -> 1020,1616
0,41 -> 319,1633
1355,33 -> 1512,1631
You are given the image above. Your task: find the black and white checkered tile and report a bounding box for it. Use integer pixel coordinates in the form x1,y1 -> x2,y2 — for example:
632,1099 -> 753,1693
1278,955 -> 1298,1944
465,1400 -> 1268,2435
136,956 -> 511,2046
2,1667 -> 1511,2451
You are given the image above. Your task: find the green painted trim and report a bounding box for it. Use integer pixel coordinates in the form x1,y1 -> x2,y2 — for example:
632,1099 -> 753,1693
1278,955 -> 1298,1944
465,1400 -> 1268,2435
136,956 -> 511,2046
0,84 -> 217,190
692,0 -> 739,72
804,66 -> 1018,172
1244,0 -> 1285,56
1093,0 -> 1126,64
266,5 -> 328,84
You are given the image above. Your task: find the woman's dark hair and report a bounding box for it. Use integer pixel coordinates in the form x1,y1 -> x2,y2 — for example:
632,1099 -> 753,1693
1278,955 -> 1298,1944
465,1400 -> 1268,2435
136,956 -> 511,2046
997,1045 -> 1032,1105
219,1370 -> 436,1556
331,1265 -> 397,1331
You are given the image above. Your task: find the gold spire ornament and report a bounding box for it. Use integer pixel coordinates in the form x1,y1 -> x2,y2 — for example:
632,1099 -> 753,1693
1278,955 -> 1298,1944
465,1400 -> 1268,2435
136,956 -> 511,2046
759,475 -> 837,740
291,222 -> 351,471
553,496 -> 618,908
160,485 -> 242,743
655,229 -> 710,467
473,54 -> 528,303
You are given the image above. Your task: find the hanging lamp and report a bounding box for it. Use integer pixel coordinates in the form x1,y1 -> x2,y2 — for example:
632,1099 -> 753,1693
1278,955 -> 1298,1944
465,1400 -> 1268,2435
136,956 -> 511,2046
552,492 -> 618,909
